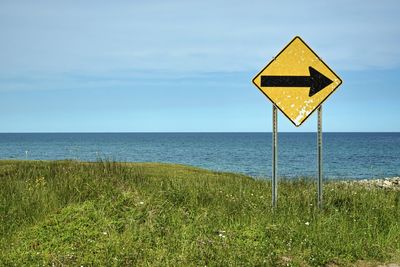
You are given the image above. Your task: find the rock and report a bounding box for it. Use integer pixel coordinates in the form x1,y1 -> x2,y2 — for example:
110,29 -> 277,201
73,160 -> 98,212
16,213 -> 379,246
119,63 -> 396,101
339,177 -> 400,190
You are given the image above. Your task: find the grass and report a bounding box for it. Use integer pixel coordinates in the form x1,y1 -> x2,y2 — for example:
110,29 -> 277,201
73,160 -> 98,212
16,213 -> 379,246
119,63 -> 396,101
0,160 -> 399,266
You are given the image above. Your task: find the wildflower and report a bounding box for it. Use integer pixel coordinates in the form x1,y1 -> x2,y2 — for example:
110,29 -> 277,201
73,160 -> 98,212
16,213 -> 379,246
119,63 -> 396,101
218,230 -> 226,238
305,222 -> 310,226
139,201 -> 144,205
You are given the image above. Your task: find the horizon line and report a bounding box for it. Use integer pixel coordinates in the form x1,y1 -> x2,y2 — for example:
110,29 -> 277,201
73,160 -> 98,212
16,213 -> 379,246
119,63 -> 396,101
0,131 -> 399,134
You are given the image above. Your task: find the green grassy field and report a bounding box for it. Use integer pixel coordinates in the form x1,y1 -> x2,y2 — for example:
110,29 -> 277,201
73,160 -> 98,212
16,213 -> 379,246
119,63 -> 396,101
0,160 -> 399,266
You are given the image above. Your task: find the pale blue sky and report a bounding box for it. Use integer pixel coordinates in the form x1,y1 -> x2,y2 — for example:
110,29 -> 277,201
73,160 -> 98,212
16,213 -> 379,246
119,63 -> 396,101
0,0 -> 399,132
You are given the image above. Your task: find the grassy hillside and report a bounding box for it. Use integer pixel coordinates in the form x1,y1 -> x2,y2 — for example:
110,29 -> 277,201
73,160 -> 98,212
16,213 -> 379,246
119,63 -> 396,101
0,160 -> 399,266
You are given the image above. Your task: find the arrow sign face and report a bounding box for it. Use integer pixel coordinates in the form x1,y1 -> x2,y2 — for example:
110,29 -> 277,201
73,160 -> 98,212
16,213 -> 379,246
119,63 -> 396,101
260,66 -> 333,97
252,36 -> 342,127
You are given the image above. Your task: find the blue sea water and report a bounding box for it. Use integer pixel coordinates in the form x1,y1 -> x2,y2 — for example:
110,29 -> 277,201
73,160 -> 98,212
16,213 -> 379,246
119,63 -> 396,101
0,133 -> 399,179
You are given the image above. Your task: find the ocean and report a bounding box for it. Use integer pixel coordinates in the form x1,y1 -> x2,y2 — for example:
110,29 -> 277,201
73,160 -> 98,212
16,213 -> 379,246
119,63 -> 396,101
0,133 -> 399,179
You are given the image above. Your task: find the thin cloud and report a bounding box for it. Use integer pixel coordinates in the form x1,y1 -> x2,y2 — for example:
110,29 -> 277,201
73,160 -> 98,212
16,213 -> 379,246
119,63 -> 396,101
0,0 -> 399,77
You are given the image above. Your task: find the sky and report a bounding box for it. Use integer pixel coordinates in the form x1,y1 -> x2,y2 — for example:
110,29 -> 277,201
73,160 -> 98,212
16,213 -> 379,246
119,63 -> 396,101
0,0 -> 399,132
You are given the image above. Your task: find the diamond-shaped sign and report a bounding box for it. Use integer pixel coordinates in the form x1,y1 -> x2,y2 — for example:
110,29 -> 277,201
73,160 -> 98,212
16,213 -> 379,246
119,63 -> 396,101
252,36 -> 342,126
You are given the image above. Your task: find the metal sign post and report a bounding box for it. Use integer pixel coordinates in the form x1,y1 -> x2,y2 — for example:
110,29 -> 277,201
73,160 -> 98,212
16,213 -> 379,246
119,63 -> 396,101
252,36 -> 342,209
272,105 -> 278,208
317,106 -> 323,209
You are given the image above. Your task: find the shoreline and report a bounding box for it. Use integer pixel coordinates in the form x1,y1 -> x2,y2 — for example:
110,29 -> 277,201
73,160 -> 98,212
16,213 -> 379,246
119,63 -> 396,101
1,159 -> 400,187
340,177 -> 400,190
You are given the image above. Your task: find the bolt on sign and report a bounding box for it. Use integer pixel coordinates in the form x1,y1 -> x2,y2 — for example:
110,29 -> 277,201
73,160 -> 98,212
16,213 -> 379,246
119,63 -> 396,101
252,36 -> 342,126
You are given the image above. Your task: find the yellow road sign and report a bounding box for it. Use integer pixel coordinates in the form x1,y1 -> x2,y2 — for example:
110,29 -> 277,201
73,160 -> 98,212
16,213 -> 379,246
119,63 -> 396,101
252,36 -> 342,126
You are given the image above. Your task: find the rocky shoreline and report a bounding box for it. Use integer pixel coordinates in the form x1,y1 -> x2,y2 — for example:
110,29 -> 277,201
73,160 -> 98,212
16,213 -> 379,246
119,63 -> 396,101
341,177 -> 400,190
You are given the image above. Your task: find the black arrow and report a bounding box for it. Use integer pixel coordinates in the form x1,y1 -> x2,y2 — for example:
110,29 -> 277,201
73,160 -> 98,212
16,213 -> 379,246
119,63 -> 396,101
260,66 -> 333,97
